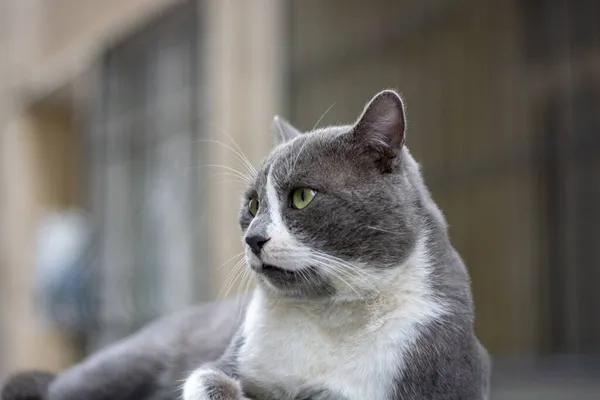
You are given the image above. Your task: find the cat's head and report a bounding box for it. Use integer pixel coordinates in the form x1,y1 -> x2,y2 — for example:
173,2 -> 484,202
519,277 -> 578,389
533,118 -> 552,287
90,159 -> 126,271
239,90 -> 430,299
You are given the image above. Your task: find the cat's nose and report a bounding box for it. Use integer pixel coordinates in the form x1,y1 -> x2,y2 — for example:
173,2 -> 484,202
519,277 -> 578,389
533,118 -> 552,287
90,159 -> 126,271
245,235 -> 270,255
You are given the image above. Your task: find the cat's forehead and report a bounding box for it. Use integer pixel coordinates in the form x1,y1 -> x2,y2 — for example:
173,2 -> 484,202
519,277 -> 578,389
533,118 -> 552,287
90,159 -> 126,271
256,125 -> 352,190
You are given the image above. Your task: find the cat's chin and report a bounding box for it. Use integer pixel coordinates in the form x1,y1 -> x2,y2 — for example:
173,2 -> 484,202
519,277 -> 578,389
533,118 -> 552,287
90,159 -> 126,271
254,264 -> 334,298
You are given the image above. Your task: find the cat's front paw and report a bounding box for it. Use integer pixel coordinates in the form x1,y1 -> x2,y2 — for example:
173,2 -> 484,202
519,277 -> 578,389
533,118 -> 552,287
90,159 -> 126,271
182,368 -> 247,400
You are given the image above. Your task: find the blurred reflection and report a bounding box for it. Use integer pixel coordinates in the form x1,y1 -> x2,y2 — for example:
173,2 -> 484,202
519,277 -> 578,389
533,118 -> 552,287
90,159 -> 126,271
35,210 -> 97,337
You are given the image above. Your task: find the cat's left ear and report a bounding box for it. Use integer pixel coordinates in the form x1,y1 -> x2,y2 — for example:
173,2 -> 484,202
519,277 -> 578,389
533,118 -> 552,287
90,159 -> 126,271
272,115 -> 301,146
352,90 -> 406,171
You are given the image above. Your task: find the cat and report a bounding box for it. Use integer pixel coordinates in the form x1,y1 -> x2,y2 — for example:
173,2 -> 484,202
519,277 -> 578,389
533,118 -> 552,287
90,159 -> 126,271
1,89 -> 490,400
182,90 -> 490,400
2,296 -> 249,400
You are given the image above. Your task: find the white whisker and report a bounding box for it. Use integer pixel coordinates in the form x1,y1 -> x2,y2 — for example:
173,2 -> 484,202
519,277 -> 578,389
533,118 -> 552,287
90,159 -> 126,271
236,267 -> 254,325
367,226 -> 405,236
289,138 -> 310,176
309,251 -> 376,280
209,123 -> 258,176
193,164 -> 253,184
213,179 -> 249,188
218,258 -> 247,300
218,252 -> 245,270
310,259 -> 362,298
309,252 -> 380,294
196,139 -> 257,178
287,103 -> 336,175
207,173 -> 251,187
312,102 -> 336,131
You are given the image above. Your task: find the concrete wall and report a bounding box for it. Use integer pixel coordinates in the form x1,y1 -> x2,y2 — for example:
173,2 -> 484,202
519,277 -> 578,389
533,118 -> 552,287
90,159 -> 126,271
288,0 -> 540,356
288,0 -> 600,358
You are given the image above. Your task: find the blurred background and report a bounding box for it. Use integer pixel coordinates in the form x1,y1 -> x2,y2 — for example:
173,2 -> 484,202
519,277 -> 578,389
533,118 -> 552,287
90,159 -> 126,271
1,0 -> 599,398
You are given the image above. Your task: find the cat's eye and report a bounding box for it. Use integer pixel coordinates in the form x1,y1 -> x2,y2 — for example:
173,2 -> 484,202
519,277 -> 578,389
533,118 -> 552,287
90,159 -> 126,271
291,188 -> 317,210
248,198 -> 259,216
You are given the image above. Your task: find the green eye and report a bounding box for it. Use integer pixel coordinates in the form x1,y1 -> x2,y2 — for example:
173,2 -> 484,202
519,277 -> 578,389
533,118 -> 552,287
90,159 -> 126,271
291,188 -> 317,210
248,198 -> 259,216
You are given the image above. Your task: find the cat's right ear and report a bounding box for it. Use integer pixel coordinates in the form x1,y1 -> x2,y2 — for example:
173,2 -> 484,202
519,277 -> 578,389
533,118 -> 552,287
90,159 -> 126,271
272,115 -> 301,146
351,90 -> 407,172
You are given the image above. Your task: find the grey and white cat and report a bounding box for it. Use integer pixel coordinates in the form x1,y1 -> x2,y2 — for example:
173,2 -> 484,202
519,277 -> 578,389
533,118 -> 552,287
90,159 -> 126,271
1,90 -> 490,400
182,90 -> 490,400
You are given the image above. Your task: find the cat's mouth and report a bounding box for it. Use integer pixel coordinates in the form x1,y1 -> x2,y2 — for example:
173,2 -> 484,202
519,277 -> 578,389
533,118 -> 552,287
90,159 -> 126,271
254,264 -> 315,285
254,264 -> 332,296
259,264 -> 300,277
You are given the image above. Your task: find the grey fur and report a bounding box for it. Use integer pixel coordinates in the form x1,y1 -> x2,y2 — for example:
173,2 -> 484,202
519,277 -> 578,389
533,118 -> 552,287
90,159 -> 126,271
1,371 -> 55,400
2,90 -> 490,400
210,89 -> 490,399
272,115 -> 301,146
240,90 -> 419,296
0,296 -> 249,400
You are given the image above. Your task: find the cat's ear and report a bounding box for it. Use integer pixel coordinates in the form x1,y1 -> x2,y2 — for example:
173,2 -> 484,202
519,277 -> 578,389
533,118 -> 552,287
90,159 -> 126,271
352,90 -> 406,170
272,115 -> 301,146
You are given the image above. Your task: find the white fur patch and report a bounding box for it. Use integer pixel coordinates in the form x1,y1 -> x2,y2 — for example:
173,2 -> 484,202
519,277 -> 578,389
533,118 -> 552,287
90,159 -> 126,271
238,236 -> 446,400
182,368 -> 212,400
182,368 -> 242,400
265,165 -> 286,242
247,165 -> 313,272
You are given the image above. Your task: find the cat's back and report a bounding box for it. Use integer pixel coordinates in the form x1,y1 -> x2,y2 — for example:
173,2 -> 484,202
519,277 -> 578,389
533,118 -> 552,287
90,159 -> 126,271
393,315 -> 491,400
43,295 -> 250,400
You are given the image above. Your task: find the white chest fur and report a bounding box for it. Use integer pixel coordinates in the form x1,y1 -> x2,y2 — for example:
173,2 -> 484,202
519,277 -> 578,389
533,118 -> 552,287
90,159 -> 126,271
238,273 -> 445,400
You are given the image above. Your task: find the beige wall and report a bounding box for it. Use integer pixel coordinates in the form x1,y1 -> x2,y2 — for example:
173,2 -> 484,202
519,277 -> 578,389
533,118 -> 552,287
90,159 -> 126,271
0,0 -> 284,378
0,107 -> 81,377
5,0 -> 182,101
202,0 -> 286,299
0,0 -> 179,377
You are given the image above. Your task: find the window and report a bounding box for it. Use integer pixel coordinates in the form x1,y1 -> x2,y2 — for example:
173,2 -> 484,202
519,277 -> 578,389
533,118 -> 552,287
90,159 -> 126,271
85,1 -> 202,348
